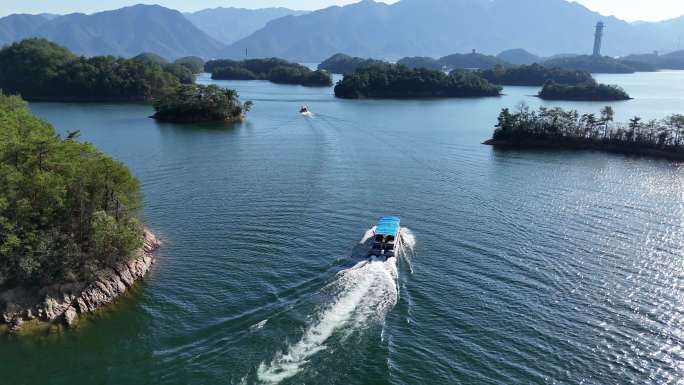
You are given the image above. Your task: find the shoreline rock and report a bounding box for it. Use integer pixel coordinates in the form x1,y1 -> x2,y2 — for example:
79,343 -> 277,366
0,229 -> 160,332
483,138 -> 684,161
150,113 -> 244,124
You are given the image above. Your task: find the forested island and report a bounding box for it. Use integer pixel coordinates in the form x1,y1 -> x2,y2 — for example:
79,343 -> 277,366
174,56 -> 206,74
484,105 -> 684,161
622,50 -> 684,70
152,84 -> 253,123
496,49 -> 542,65
538,81 -> 631,101
0,92 -> 159,331
318,53 -> 387,74
130,53 -> 203,83
207,58 -> 332,87
0,39 -> 192,102
132,53 -> 205,74
543,55 -> 655,74
398,52 -> 508,71
479,64 -> 593,86
334,64 -> 502,99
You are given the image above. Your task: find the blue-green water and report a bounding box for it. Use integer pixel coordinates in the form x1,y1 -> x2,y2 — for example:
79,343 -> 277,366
2,71 -> 684,384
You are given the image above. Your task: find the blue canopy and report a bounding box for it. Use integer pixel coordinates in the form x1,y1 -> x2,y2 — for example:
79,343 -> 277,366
375,216 -> 401,236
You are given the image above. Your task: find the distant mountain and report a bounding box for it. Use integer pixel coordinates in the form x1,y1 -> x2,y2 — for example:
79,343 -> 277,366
0,14 -> 49,46
222,0 -> 684,61
632,16 -> 684,49
0,5 -> 225,59
185,7 -> 307,45
496,49 -> 541,65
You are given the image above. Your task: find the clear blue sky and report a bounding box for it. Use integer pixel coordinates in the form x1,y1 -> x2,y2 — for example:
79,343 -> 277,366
1,0 -> 682,22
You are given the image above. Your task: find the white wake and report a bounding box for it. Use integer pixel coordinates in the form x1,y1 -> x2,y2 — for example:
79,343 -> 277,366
255,227 -> 415,384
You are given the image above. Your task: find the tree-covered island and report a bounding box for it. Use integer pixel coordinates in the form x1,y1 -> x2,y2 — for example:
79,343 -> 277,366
334,64 -> 502,99
538,81 -> 631,101
152,84 -> 253,123
398,52 -> 508,71
0,39 -> 192,102
174,56 -> 206,74
0,92 -> 159,331
479,64 -> 594,86
484,105 -> 684,161
207,58 -> 332,87
542,55 -> 656,74
318,53 -> 388,74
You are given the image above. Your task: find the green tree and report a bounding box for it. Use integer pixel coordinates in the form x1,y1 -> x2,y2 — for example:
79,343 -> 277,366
600,106 -> 615,138
152,84 -> 251,123
0,39 -> 189,102
174,56 -> 205,74
0,92 -> 144,286
334,64 -> 502,99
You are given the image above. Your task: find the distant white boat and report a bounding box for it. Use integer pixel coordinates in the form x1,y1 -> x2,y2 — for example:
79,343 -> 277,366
300,105 -> 313,116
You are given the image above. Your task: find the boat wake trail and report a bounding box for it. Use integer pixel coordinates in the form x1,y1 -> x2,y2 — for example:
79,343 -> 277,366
255,228 -> 415,384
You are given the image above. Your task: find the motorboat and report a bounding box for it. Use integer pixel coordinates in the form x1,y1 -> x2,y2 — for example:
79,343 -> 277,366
299,105 -> 309,114
369,216 -> 400,259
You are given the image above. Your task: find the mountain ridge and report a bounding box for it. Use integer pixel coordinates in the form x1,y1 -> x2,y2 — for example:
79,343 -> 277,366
0,5 -> 224,59
2,1 -> 684,62
184,7 -> 308,45
222,0 -> 684,61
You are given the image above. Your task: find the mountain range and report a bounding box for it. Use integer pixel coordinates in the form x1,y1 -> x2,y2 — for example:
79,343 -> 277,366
185,7 -> 307,45
222,0 -> 684,61
0,5 -> 302,59
1,0 -> 684,61
0,5 -> 224,59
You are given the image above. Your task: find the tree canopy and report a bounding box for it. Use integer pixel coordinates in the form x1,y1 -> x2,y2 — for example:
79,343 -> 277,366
538,81 -> 631,101
207,58 -> 332,87
542,55 -> 655,74
132,52 -> 169,65
174,56 -> 206,74
0,92 -> 144,287
334,64 -> 502,99
318,53 -> 388,75
489,105 -> 684,159
398,53 -> 508,71
0,39 -> 190,102
479,64 -> 594,86
152,84 -> 252,123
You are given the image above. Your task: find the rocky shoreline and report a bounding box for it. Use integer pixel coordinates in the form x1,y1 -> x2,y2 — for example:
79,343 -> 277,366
483,138 -> 684,161
150,114 -> 245,123
0,230 -> 160,332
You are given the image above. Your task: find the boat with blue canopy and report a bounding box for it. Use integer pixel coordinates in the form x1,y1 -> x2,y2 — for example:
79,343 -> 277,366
369,216 -> 401,259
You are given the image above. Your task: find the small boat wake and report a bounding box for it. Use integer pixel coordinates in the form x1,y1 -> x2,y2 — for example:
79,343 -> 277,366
255,227 -> 415,384
299,105 -> 314,117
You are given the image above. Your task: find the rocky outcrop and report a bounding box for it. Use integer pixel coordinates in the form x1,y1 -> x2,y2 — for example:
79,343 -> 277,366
0,230 -> 160,332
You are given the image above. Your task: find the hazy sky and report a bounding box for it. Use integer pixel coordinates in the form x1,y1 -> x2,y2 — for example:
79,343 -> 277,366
1,0 -> 683,22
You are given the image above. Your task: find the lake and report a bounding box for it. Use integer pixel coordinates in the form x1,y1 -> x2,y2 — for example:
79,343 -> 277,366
2,71 -> 683,384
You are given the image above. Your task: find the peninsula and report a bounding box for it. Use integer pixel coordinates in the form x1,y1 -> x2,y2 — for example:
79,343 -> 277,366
0,93 -> 160,332
0,39 -> 191,102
